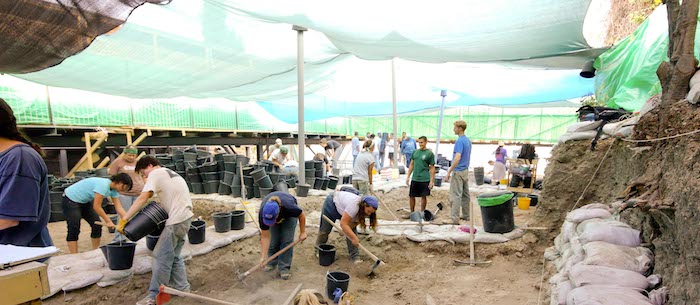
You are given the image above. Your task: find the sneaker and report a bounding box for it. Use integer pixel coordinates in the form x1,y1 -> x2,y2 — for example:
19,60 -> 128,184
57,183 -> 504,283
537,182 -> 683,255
353,258 -> 364,265
135,297 -> 156,305
280,272 -> 291,280
263,265 -> 275,272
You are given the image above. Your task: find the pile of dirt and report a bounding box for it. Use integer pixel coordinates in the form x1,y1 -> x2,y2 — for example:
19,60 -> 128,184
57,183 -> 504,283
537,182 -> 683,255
533,111 -> 700,305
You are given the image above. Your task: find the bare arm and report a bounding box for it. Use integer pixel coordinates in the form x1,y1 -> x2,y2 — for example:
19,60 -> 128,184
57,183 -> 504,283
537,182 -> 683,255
406,159 -> 414,186
259,229 -> 271,265
298,211 -> 307,237
92,193 -> 114,226
340,212 -> 359,246
0,219 -> 19,230
429,164 -> 436,188
445,152 -> 462,182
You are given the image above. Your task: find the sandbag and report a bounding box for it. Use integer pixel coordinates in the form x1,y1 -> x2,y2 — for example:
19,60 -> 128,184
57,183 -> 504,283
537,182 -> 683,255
558,131 -> 598,144
569,263 -> 650,289
62,273 -> 103,292
566,209 -> 612,223
561,221 -> 577,243
97,269 -> 132,287
556,280 -> 574,305
602,120 -> 624,136
545,246 -> 560,261
566,285 -> 652,305
567,121 -> 603,133
582,241 -> 653,274
577,218 -> 641,247
685,70 -> 700,105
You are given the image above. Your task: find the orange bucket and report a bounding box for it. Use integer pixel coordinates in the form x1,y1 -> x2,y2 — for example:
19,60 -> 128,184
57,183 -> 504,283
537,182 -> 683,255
517,197 -> 531,210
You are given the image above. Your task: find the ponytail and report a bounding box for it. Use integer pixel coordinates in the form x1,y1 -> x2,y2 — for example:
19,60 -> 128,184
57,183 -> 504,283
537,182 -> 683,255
293,289 -> 328,305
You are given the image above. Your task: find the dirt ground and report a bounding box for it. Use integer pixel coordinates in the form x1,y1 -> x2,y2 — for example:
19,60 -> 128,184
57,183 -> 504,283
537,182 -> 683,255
44,187 -> 545,305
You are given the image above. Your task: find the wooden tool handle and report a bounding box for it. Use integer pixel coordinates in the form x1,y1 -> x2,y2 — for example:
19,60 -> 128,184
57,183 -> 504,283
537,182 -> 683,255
321,215 -> 385,265
244,239 -> 302,276
162,286 -> 239,305
239,164 -> 261,232
282,283 -> 304,305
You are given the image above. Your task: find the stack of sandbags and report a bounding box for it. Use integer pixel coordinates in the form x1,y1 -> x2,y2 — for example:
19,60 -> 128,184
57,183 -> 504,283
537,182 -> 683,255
601,115 -> 639,138
545,203 -> 668,305
557,121 -> 604,144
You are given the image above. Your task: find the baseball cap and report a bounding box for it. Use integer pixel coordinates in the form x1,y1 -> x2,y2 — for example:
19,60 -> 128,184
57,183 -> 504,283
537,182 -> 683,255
280,146 -> 289,154
262,201 -> 280,226
362,196 -> 379,209
275,138 -> 282,145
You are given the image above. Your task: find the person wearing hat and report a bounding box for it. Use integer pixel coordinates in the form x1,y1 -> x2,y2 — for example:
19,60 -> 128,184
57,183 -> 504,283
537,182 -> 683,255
0,98 -> 53,250
268,146 -> 290,172
266,138 -> 283,159
315,190 -> 378,263
108,145 -> 145,242
493,141 -> 508,184
258,191 -> 307,280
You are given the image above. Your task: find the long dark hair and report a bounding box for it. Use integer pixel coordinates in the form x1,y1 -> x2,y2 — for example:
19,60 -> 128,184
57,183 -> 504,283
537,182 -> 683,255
0,98 -> 44,156
356,201 -> 378,231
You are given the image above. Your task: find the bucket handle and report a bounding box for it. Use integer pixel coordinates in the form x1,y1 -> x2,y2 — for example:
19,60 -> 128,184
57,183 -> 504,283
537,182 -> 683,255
326,270 -> 339,282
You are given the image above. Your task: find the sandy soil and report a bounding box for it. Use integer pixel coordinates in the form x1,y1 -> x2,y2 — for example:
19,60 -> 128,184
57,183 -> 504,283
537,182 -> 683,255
44,187 -> 544,305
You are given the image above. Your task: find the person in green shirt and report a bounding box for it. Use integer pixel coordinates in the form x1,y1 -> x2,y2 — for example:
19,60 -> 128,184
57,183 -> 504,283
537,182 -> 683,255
405,136 -> 435,212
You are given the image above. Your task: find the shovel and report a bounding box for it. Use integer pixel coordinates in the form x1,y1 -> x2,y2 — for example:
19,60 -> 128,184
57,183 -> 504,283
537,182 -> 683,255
236,238 -> 302,284
239,163 -> 261,233
321,214 -> 385,277
156,285 -> 239,305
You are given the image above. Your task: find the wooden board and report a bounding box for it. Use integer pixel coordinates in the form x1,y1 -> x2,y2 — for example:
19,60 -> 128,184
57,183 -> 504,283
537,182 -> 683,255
0,262 -> 49,305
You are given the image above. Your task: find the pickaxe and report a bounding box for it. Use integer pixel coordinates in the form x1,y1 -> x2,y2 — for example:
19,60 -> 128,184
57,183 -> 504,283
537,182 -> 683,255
321,215 -> 386,277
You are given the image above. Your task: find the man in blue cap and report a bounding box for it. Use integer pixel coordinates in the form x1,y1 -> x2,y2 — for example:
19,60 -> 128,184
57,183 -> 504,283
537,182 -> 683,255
316,190 -> 379,263
258,191 -> 307,280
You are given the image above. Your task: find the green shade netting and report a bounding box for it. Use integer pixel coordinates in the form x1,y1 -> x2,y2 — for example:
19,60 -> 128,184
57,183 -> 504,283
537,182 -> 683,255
595,5 -> 700,110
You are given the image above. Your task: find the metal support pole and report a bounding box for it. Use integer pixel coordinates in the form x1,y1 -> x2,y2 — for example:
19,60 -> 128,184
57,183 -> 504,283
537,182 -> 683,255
59,149 -> 68,177
391,59 -> 398,168
294,25 -> 308,183
435,90 -> 447,161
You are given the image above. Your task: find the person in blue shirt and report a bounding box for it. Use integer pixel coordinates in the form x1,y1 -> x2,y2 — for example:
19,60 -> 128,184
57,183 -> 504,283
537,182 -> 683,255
0,98 -> 53,249
445,120 -> 472,224
63,174 -> 132,253
400,135 -> 417,168
258,191 -> 307,280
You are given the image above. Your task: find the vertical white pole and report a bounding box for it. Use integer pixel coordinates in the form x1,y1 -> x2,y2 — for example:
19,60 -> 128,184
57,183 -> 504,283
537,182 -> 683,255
435,90 -> 447,162
294,25 -> 308,183
392,59 -> 399,168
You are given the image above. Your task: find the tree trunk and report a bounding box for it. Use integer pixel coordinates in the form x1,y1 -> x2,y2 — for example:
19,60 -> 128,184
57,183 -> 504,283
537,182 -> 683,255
655,0 -> 699,136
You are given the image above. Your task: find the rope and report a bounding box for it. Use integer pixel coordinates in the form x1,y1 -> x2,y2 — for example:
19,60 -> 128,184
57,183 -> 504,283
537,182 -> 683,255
536,255 -> 547,305
569,139 -> 616,212
618,127 -> 700,143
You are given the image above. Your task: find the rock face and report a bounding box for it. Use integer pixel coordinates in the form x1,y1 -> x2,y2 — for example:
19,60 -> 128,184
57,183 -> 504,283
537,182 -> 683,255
535,137 -> 700,305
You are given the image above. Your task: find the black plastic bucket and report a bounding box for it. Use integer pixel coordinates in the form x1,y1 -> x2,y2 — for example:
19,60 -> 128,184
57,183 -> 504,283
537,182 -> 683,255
474,167 -> 485,185
254,185 -> 261,198
317,244 -> 336,266
231,186 -> 242,198
218,183 -> 232,195
101,242 -> 137,270
480,201 -> 515,233
528,194 -> 539,206
320,178 -> 329,190
245,186 -> 254,199
313,178 -> 323,190
255,175 -> 274,189
287,178 -> 297,188
223,171 -> 235,186
260,187 -> 273,198
230,210 -> 245,230
342,175 -> 353,184
305,169 -> 315,179
314,160 -> 323,170
191,182 -> 204,194
250,168 -> 267,181
212,212 -> 231,233
231,173 -> 241,186
328,176 -> 339,189
236,155 -> 250,166
326,271 -> 350,299
188,220 -> 206,244
297,184 -> 310,197
205,181 -> 219,194
314,169 -> 324,178
305,160 -> 315,169
123,202 -> 168,241
243,175 -> 254,187
146,234 -> 159,251
242,166 -> 254,176
188,173 -> 202,182
274,181 -> 289,193
434,177 -> 443,187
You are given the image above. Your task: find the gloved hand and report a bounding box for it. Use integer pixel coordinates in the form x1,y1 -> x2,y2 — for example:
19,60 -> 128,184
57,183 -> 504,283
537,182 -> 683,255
116,219 -> 128,234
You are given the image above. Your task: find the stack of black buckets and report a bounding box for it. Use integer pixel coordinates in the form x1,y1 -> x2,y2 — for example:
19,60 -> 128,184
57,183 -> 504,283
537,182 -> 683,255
303,160 -> 340,191
48,168 -> 112,223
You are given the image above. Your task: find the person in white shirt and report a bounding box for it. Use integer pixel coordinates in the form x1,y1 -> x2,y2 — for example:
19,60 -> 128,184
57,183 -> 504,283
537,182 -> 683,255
118,156 -> 194,305
351,131 -> 361,165
268,146 -> 289,172
386,132 -> 395,167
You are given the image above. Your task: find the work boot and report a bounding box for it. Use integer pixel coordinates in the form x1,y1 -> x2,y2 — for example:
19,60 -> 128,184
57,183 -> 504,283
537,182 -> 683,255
264,265 -> 275,272
135,297 -> 156,305
280,271 -> 291,280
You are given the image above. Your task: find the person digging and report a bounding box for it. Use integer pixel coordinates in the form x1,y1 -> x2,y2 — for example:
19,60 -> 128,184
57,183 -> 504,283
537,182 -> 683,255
315,191 -> 378,263
117,156 -> 194,305
268,146 -> 290,173
258,191 -> 307,280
